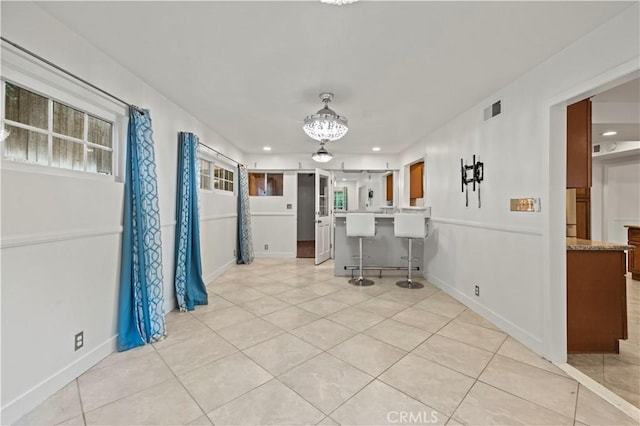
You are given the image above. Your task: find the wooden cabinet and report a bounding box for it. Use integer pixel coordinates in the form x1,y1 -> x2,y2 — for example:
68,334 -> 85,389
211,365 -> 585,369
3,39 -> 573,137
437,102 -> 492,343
567,249 -> 627,353
626,226 -> 640,280
567,99 -> 592,188
575,187 -> 591,240
409,161 -> 424,200
386,173 -> 393,202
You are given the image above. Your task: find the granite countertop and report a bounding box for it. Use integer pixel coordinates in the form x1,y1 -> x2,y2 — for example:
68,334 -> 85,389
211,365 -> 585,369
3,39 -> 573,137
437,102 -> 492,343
566,238 -> 634,251
624,224 -> 640,229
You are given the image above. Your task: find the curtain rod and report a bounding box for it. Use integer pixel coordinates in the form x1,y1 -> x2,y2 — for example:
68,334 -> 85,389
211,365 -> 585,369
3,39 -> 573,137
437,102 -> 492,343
1,36 -> 145,114
197,141 -> 243,166
2,37 -> 244,164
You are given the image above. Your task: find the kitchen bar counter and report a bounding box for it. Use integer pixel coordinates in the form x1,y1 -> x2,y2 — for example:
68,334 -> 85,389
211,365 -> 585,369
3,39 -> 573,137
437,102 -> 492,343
566,237 -> 634,251
333,213 -> 428,277
567,239 -> 629,353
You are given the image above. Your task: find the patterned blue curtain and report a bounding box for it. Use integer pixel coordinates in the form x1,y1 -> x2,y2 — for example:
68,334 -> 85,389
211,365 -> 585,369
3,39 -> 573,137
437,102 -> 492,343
117,107 -> 165,352
236,165 -> 254,264
174,132 -> 208,311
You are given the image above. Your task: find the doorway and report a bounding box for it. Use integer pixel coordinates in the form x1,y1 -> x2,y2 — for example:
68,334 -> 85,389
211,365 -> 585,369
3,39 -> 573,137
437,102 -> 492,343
546,66 -> 639,418
297,173 -> 315,258
567,77 -> 640,408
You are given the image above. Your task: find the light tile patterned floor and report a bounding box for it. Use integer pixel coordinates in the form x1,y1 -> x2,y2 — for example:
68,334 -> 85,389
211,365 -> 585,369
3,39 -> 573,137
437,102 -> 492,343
17,259 -> 640,425
568,274 -> 640,408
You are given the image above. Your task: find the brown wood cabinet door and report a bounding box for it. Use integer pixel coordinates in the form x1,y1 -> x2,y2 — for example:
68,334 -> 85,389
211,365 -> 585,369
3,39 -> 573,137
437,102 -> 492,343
386,174 -> 393,202
567,250 -> 626,353
575,187 -> 591,240
409,161 -> 424,199
567,99 -> 592,188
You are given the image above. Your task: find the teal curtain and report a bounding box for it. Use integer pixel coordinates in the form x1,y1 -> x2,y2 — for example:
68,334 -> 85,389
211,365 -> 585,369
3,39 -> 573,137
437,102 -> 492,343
236,165 -> 254,264
174,132 -> 208,311
117,107 -> 165,351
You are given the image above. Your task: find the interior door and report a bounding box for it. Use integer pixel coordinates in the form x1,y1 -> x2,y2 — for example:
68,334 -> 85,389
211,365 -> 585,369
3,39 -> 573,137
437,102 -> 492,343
315,168 -> 331,265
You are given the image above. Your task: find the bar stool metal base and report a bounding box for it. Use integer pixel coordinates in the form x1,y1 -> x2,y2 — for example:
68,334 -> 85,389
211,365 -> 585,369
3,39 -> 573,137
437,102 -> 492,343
396,279 -> 424,289
349,277 -> 375,287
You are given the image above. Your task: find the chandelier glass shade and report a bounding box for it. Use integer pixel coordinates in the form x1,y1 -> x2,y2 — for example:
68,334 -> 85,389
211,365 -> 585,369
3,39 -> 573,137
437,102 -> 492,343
311,142 -> 333,163
303,93 -> 348,142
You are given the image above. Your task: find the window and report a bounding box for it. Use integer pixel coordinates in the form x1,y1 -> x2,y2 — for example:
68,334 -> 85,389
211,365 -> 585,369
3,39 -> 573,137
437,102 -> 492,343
199,158 -> 234,193
199,159 -> 212,190
2,81 -> 113,174
249,172 -> 283,196
334,188 -> 347,211
214,165 -> 234,192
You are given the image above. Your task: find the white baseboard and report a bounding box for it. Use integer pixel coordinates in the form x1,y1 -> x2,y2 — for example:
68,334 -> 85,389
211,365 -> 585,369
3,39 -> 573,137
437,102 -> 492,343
425,272 -> 545,356
203,258 -> 237,285
254,252 -> 296,258
556,362 -> 640,422
1,336 -> 117,425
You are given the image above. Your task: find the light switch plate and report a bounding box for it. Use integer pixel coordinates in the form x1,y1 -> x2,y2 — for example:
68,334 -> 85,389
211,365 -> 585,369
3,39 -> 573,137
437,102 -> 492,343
510,198 -> 540,212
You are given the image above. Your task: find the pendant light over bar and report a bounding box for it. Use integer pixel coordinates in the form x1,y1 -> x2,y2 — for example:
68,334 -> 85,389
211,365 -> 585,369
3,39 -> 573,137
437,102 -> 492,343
311,141 -> 333,163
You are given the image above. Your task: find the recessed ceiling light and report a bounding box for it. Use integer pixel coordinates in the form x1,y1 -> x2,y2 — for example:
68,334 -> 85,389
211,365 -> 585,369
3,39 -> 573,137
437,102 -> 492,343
342,178 -> 347,181
602,131 -> 617,136
263,146 -> 272,151
372,147 -> 381,152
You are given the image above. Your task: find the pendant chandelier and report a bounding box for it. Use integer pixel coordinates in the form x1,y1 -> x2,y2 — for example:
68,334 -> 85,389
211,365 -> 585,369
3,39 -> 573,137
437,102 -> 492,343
320,0 -> 358,5
311,141 -> 333,163
303,93 -> 348,142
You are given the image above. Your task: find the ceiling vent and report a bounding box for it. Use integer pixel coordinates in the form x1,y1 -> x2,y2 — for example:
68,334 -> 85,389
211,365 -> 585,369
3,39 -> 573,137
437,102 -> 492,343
484,100 -> 502,120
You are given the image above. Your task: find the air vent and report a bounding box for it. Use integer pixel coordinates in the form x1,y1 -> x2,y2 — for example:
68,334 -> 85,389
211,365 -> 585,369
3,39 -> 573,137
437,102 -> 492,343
483,100 -> 502,120
593,144 -> 601,153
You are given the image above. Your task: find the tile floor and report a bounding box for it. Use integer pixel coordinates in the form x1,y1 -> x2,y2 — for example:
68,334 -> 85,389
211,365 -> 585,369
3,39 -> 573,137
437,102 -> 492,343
17,259 -> 640,426
568,274 -> 640,408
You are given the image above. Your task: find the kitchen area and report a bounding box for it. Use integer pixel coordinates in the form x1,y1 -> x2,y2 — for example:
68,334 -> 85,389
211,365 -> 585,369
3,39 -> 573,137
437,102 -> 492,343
565,77 -> 640,408
331,169 -> 430,279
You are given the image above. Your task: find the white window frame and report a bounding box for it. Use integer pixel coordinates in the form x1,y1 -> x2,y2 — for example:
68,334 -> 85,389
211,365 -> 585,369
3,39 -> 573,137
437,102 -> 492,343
1,44 -> 126,182
198,149 -> 235,196
1,80 -> 115,176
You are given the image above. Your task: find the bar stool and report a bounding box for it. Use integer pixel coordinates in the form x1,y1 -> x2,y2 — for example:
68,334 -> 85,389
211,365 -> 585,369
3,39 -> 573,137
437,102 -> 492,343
346,213 -> 376,287
394,213 -> 427,289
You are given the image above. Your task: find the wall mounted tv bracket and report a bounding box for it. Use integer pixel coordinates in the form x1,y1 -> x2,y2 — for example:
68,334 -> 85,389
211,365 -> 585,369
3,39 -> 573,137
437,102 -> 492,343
460,155 -> 484,207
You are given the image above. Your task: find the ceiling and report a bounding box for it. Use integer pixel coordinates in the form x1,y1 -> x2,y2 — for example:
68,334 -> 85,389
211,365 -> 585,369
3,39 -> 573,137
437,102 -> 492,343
592,77 -> 640,144
36,1 -> 634,156
593,78 -> 640,103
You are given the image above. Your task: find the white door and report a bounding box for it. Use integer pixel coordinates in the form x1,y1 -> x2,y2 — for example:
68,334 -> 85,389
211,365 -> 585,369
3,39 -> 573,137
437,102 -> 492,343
315,168 -> 331,265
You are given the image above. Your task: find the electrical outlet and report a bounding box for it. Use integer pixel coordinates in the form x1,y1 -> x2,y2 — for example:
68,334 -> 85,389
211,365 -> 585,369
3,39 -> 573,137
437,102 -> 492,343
264,244 -> 269,250
474,285 -> 480,297
74,331 -> 84,351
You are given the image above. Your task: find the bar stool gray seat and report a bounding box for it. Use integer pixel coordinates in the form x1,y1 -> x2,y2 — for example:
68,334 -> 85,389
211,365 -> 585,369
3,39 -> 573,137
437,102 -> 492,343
346,213 -> 376,287
394,213 -> 427,289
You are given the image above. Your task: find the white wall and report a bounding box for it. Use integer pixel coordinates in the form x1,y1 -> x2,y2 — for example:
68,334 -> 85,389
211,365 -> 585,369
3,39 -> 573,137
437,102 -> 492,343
343,181 -> 358,210
244,152 -> 399,171
356,173 -> 385,210
593,155 -> 640,243
397,4 -> 639,361
249,171 -> 297,257
0,3 -> 242,423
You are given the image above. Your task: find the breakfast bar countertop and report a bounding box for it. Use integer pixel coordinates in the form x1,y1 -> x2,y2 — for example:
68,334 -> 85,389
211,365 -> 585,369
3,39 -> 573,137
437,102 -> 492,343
566,237 -> 634,251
